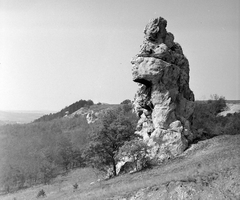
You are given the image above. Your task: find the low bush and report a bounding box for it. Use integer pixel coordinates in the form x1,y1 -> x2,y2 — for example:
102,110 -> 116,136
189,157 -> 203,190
36,189 -> 46,198
73,183 -> 78,190
117,139 -> 151,174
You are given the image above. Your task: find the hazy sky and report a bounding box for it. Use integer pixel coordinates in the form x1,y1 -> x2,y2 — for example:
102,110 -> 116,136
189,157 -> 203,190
0,0 -> 239,111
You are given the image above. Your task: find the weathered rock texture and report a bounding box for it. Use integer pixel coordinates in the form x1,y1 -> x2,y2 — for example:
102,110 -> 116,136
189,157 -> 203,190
132,17 -> 195,161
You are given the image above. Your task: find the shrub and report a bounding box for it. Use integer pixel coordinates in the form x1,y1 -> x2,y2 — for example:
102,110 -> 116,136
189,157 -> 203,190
36,189 -> 46,198
120,99 -> 132,105
117,139 -> 150,173
73,183 -> 78,191
207,94 -> 226,115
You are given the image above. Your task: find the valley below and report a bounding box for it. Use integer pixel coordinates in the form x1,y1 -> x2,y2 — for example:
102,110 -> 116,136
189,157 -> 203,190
0,110 -> 54,125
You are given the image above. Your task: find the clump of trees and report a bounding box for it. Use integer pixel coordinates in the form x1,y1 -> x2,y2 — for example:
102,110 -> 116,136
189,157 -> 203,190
120,99 -> 132,105
117,139 -> 150,173
83,107 -> 138,176
192,95 -> 240,139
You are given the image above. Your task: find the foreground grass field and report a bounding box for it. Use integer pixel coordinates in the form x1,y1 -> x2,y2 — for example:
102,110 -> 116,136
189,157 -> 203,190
1,134 -> 240,200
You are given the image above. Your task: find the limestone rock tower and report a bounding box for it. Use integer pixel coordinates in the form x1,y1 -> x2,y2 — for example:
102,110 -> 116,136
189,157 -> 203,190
132,17 -> 195,161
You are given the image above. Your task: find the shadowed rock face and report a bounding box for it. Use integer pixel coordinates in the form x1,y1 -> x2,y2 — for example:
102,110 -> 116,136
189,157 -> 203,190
132,17 -> 195,161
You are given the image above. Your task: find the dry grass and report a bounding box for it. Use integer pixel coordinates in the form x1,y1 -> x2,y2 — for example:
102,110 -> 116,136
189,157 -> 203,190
1,134 -> 240,200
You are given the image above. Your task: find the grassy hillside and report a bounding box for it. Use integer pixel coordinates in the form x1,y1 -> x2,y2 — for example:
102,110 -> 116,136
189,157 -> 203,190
0,103 -> 136,194
1,134 -> 239,199
1,98 -> 240,199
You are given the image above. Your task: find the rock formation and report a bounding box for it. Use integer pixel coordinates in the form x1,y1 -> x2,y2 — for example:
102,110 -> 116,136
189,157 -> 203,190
132,17 -> 195,161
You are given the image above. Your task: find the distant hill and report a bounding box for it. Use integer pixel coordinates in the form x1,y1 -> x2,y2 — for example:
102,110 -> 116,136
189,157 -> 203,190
1,100 -> 239,125
34,99 -> 94,122
0,110 -> 51,125
0,99 -> 130,125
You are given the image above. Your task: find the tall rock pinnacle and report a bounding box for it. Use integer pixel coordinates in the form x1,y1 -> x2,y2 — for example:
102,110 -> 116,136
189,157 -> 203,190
131,17 -> 195,161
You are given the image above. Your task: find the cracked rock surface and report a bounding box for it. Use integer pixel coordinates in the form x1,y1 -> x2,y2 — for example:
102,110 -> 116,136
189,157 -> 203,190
132,17 -> 195,161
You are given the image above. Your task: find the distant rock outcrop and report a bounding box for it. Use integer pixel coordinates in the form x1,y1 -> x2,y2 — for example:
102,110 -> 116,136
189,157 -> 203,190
132,17 -> 195,162
68,104 -> 120,124
68,107 -> 99,124
218,103 -> 240,116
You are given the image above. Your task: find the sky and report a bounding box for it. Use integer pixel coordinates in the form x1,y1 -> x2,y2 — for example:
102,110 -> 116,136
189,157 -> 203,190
0,0 -> 239,111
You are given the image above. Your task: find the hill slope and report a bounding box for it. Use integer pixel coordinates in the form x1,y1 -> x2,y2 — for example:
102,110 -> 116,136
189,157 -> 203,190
2,134 -> 239,200
34,99 -> 94,122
